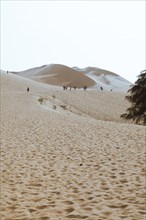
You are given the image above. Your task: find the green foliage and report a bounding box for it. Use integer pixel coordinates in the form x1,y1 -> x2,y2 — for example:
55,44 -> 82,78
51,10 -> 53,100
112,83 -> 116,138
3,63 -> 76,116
121,70 -> 146,125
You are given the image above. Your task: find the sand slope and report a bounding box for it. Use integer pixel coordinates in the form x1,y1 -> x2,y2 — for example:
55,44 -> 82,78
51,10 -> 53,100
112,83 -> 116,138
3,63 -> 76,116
10,64 -> 132,91
11,64 -> 96,88
73,66 -> 132,92
1,71 -> 145,220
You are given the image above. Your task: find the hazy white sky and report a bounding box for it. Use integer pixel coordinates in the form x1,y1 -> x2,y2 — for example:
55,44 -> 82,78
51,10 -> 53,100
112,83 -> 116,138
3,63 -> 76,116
1,0 -> 145,83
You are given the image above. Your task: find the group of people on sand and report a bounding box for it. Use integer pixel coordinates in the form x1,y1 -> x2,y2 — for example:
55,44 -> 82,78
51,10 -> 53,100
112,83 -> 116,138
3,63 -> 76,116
26,86 -> 112,93
63,85 -> 87,91
62,86 -> 113,91
62,86 -> 112,91
63,86 -> 77,91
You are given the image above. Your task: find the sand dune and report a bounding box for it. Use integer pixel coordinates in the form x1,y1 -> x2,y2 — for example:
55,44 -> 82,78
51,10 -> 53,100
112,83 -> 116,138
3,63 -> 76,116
73,66 -> 118,76
73,66 -> 132,92
1,71 -> 145,220
11,64 -> 96,88
10,64 -> 132,91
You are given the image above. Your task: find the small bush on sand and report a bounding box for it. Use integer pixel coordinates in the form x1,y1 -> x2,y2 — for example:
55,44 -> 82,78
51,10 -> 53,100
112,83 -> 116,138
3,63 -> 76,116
38,97 -> 45,105
60,105 -> 67,110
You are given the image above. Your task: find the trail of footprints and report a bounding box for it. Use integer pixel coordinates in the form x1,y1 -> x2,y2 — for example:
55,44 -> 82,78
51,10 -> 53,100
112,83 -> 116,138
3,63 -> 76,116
1,80 -> 145,219
1,122 -> 145,220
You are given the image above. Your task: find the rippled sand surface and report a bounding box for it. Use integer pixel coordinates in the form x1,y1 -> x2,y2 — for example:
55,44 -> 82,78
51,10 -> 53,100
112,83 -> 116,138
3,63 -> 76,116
1,72 -> 145,220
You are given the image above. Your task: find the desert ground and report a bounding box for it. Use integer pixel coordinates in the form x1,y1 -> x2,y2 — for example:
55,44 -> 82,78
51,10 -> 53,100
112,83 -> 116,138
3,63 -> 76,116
1,71 -> 145,220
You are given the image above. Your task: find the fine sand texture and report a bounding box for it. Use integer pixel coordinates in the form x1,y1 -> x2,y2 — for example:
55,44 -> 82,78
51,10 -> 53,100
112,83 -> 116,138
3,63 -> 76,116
1,71 -> 145,220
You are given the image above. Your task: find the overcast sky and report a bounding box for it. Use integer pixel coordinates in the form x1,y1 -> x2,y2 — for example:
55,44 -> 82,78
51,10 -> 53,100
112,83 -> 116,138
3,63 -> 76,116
1,0 -> 145,83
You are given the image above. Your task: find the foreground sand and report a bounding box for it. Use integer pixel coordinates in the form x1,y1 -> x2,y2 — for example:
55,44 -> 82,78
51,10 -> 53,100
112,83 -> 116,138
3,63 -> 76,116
1,72 -> 145,220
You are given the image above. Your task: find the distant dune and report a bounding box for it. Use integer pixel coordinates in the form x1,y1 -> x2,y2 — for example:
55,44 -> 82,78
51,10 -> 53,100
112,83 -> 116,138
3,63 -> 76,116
73,66 -> 118,76
10,64 -> 132,91
11,64 -> 96,88
73,66 -> 132,92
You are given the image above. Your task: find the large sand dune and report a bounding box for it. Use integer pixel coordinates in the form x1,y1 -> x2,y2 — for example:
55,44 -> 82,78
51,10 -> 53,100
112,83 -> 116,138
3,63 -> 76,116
11,64 -> 132,91
1,71 -> 145,220
11,64 -> 96,88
